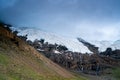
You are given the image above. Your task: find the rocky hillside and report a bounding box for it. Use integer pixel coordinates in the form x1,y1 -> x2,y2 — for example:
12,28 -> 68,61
0,23 -> 86,80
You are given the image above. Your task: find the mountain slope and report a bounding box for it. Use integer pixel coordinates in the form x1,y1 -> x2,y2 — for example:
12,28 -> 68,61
13,27 -> 91,53
0,25 -> 86,80
90,40 -> 120,52
77,37 -> 120,52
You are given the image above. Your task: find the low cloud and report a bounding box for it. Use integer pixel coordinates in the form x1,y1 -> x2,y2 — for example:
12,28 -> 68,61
75,20 -> 120,41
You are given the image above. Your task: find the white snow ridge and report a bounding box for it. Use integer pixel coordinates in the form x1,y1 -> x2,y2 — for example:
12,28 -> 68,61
15,27 -> 92,53
90,40 -> 120,52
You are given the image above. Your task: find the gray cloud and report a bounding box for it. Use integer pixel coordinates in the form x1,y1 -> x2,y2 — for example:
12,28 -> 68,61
0,0 -> 120,41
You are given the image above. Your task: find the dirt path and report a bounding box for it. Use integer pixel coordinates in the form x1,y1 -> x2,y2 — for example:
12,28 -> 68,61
79,73 -> 116,80
73,71 -> 116,80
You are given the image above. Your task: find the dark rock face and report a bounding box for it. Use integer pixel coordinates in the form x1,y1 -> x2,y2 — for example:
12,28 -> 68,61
112,50 -> 120,59
100,48 -> 120,60
77,38 -> 99,54
100,47 -> 112,56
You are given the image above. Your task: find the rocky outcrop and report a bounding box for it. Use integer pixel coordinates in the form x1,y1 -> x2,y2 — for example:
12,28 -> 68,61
77,38 -> 99,54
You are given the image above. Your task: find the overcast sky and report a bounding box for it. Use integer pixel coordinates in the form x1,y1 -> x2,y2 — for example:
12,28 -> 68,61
0,0 -> 120,41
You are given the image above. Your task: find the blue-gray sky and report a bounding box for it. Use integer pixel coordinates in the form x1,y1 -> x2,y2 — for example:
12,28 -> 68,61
0,0 -> 120,41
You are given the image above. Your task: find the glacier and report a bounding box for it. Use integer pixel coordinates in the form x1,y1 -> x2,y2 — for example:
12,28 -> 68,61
13,27 -> 92,53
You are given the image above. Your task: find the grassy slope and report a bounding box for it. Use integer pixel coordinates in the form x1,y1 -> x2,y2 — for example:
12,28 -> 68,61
0,35 -> 87,80
112,67 -> 120,80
